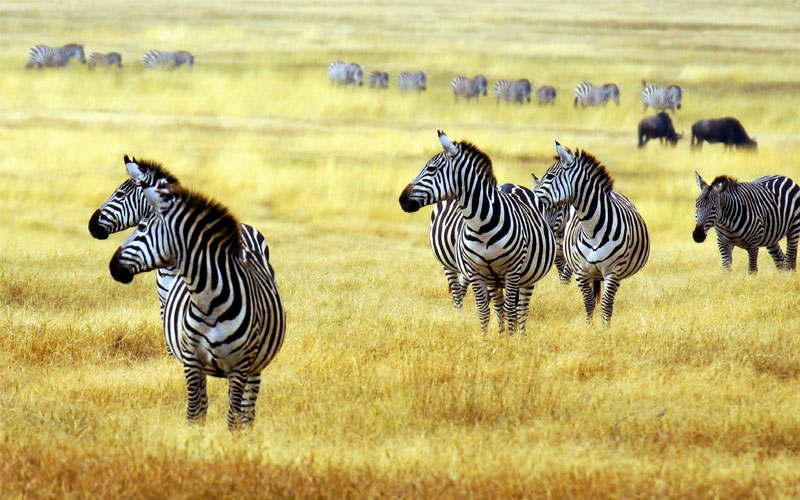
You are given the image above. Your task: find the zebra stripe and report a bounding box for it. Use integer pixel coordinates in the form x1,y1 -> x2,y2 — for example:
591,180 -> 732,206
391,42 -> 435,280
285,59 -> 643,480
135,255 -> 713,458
110,176 -> 285,430
451,75 -> 488,102
88,52 -> 122,69
328,60 -> 364,86
574,81 -> 620,108
693,173 -> 800,273
535,85 -> 557,106
400,130 -> 556,335
534,142 -> 650,324
642,81 -> 682,113
494,79 -> 532,104
397,71 -> 427,91
26,44 -> 85,68
142,50 -> 194,68
368,71 -> 389,88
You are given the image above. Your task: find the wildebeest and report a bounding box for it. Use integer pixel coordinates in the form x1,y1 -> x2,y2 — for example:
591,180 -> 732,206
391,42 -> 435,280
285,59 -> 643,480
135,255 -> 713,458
638,112 -> 683,148
691,117 -> 757,150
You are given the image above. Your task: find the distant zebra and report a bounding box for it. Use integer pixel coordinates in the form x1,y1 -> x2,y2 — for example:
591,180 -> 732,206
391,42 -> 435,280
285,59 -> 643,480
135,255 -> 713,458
494,79 -> 532,104
642,81 -> 682,113
142,50 -> 194,68
535,85 -> 557,106
89,156 -> 274,354
88,52 -> 122,69
110,175 -> 285,430
400,130 -> 555,335
25,44 -> 85,68
693,173 -> 800,273
574,81 -> 620,108
397,71 -> 427,91
328,60 -> 364,86
534,142 -> 650,324
451,75 -> 488,102
368,71 -> 389,88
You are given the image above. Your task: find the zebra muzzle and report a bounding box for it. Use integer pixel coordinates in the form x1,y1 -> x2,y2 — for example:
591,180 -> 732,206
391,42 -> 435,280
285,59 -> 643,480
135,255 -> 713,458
88,209 -> 109,240
692,226 -> 707,243
398,184 -> 422,213
109,248 -> 134,284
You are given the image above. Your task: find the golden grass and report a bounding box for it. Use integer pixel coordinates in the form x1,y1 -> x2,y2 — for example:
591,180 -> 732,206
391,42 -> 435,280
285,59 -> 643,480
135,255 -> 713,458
2,0 -> 800,498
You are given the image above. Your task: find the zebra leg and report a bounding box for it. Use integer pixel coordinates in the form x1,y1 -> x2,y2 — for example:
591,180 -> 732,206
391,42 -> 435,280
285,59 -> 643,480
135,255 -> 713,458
717,239 -> 733,271
472,280 -> 492,334
490,286 -> 506,335
226,370 -> 249,431
516,286 -> 533,335
576,275 -> 596,322
503,273 -> 521,335
444,269 -> 463,309
600,275 -> 621,325
240,373 -> 261,425
766,243 -> 787,270
747,246 -> 759,274
183,365 -> 208,424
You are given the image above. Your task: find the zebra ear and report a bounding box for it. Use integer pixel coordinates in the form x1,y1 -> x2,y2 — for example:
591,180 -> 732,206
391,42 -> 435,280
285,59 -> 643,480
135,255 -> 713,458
438,130 -> 458,156
554,141 -> 573,165
531,172 -> 540,186
695,172 -> 708,191
142,178 -> 174,212
125,157 -> 146,183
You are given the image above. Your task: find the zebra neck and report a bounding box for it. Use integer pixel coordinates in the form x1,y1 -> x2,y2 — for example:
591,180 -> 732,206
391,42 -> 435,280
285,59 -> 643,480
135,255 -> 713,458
571,185 -> 611,238
715,189 -> 752,229
177,242 -> 244,319
454,176 -> 501,234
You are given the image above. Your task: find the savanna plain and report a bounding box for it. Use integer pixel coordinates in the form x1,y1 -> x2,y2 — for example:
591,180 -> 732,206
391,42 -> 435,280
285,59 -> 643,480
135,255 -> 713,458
1,0 -> 800,498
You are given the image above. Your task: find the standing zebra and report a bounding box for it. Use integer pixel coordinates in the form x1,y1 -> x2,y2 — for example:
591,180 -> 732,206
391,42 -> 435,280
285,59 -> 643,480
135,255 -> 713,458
88,52 -> 122,69
400,130 -> 555,335
368,71 -> 389,88
142,50 -> 194,68
535,85 -> 557,106
693,173 -> 800,273
397,71 -> 427,91
574,81 -> 620,108
530,173 -> 572,284
89,156 -> 274,352
494,79 -> 532,104
328,60 -> 364,86
451,75 -> 488,102
109,175 -> 285,430
25,44 -> 85,68
642,81 -> 682,113
534,142 -> 650,324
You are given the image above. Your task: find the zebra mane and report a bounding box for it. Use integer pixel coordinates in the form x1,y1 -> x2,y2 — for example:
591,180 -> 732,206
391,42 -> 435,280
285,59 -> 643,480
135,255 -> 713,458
458,141 -> 496,184
172,186 -> 243,252
575,150 -> 615,192
133,157 -> 180,185
711,175 -> 738,190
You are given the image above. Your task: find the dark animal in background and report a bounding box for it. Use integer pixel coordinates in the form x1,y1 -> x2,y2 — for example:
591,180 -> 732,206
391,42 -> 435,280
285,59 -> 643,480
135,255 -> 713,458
535,85 -> 557,106
368,71 -> 389,88
638,112 -> 683,148
691,117 -> 757,150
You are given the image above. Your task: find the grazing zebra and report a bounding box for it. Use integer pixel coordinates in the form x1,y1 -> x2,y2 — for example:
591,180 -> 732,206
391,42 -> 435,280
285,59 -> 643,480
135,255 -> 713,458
535,85 -> 557,106
142,50 -> 194,68
328,60 -> 364,86
534,142 -> 650,324
89,156 -> 274,353
451,75 -> 489,102
368,71 -> 389,88
88,52 -> 122,69
574,81 -> 620,108
641,81 -> 682,113
400,130 -> 555,334
693,173 -> 800,273
25,44 -> 85,68
397,71 -> 427,91
494,79 -> 532,104
109,175 -> 285,430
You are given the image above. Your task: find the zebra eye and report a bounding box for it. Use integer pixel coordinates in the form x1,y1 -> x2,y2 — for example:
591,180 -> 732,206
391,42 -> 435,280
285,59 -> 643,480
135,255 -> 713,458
137,222 -> 146,231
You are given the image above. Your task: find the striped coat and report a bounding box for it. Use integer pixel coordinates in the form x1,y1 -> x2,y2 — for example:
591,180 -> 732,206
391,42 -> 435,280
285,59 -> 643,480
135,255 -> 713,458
26,44 -> 85,68
142,50 -> 194,68
88,52 -> 122,69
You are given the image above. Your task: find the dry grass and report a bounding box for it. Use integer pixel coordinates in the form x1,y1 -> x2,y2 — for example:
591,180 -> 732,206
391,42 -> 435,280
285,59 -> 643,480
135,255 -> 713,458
2,0 -> 800,498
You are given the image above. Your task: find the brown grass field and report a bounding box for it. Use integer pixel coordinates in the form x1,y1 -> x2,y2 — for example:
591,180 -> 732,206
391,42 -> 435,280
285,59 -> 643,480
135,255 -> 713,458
1,0 -> 800,498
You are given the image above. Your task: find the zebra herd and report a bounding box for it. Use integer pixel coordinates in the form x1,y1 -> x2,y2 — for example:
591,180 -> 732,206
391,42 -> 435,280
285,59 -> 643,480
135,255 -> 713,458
25,43 -> 194,69
400,131 -> 800,334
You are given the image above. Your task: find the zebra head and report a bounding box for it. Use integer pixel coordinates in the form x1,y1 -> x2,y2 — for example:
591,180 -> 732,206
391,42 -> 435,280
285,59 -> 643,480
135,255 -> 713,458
109,179 -> 178,284
693,172 -> 725,243
66,44 -> 86,63
399,130 -> 461,213
534,141 -> 580,209
475,75 -> 488,95
89,156 -> 179,239
531,172 -> 567,236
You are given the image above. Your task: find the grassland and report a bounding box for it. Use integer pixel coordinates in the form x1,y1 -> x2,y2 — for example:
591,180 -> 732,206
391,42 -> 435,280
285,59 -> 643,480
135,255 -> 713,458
1,0 -> 800,498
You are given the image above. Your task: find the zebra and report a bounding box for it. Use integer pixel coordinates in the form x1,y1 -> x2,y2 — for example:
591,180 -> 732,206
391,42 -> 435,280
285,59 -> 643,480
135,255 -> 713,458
368,71 -> 389,88
451,75 -> 488,102
25,44 -> 85,68
535,85 -> 557,106
109,174 -> 285,430
397,71 -> 427,91
693,173 -> 800,273
534,142 -> 650,324
642,80 -> 682,113
573,81 -> 620,108
142,50 -> 194,68
530,173 -> 572,284
400,130 -> 556,335
328,60 -> 364,86
89,156 -> 274,352
88,52 -> 122,69
494,79 -> 532,104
